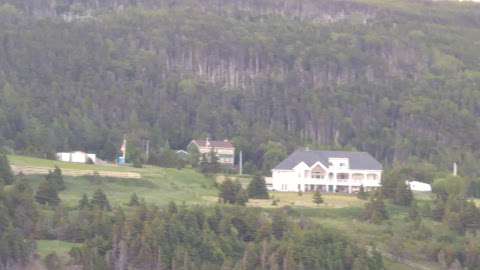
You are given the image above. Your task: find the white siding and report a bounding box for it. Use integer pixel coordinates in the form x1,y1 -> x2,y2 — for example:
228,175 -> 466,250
272,162 -> 382,193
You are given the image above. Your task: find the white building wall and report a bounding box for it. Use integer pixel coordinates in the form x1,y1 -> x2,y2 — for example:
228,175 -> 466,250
407,181 -> 431,192
271,162 -> 382,193
56,152 -> 96,164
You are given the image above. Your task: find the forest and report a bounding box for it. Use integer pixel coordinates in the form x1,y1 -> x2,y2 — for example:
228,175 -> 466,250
2,1 -> 480,269
0,0 -> 480,177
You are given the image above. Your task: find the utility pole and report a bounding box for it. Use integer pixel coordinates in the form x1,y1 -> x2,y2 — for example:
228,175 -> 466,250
453,162 -> 458,176
145,139 -> 150,161
239,150 -> 243,175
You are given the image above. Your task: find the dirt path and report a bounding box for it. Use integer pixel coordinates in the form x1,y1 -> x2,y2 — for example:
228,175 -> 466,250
11,165 -> 141,179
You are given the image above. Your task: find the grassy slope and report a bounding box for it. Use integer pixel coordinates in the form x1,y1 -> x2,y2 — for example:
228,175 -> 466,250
10,155 -> 218,207
11,155 -> 435,269
36,240 -> 81,258
9,155 -> 139,172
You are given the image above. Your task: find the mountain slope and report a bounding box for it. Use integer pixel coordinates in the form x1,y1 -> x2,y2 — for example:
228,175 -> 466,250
0,0 -> 480,174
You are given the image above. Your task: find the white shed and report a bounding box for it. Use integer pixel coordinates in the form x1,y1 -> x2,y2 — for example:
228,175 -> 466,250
56,151 -> 96,164
406,180 -> 432,192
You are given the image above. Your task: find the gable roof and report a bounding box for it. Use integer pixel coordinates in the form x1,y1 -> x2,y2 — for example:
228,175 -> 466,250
191,139 -> 234,149
273,150 -> 382,171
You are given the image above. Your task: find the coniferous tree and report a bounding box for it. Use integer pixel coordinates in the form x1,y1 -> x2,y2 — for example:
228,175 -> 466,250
357,185 -> 368,200
393,181 -> 413,206
408,200 -> 419,222
78,194 -> 90,210
462,201 -> 480,232
128,193 -> 140,207
432,197 -> 445,221
313,190 -> 323,205
219,179 -> 248,205
46,166 -> 65,191
247,175 -> 269,199
363,190 -> 388,224
91,189 -> 111,211
35,179 -> 60,206
0,153 -> 14,185
187,144 -> 200,168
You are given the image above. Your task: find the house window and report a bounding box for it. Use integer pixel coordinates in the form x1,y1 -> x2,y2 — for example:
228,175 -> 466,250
304,170 -> 310,178
352,173 -> 364,180
339,163 -> 345,167
311,165 -> 325,179
336,173 -> 349,180
367,174 -> 378,180
329,173 -> 334,179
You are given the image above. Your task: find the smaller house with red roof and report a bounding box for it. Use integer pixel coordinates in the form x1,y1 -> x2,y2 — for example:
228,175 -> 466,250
189,138 -> 235,165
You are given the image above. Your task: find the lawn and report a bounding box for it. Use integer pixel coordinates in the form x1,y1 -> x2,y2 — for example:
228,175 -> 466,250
36,240 -> 81,258
249,192 -> 366,208
28,170 -> 217,207
8,155 -> 136,172
12,155 -> 218,207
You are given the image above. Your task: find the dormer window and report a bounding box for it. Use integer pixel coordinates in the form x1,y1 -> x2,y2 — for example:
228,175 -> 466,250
328,158 -> 349,169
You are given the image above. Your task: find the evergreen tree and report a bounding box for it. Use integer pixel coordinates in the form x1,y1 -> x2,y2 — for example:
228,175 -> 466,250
35,179 -> 60,206
462,201 -> 480,232
357,185 -> 367,200
187,144 -> 200,167
0,153 -> 14,185
432,198 -> 445,221
78,194 -> 90,210
219,179 -> 248,205
128,193 -> 140,207
44,252 -> 63,270
247,175 -> 269,199
235,188 -> 249,206
408,200 -> 419,222
363,190 -> 388,224
393,181 -> 413,206
209,148 -> 220,172
313,190 -> 324,205
46,166 -> 65,191
91,189 -> 111,211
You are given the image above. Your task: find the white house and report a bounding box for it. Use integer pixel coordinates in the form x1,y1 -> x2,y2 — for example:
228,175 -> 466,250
406,180 -> 432,192
271,149 -> 382,193
56,151 -> 96,164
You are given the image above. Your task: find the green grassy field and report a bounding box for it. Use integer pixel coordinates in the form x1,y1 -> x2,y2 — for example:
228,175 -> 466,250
8,155 -> 136,172
254,192 -> 366,208
27,172 -> 217,208
36,240 -> 81,258
10,155 -> 218,207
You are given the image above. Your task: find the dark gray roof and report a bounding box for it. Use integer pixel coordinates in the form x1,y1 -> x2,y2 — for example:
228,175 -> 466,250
273,150 -> 382,170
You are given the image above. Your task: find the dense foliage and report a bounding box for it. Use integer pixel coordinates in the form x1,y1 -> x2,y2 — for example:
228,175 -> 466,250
1,0 -> 480,176
65,204 -> 385,270
247,175 -> 269,199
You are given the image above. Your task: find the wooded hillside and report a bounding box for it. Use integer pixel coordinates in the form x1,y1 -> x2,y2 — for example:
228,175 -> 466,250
1,0 -> 480,174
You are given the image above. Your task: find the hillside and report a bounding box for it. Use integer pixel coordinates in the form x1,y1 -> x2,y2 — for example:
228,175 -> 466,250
1,0 -> 480,177
8,155 -> 218,207
6,155 -> 450,270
